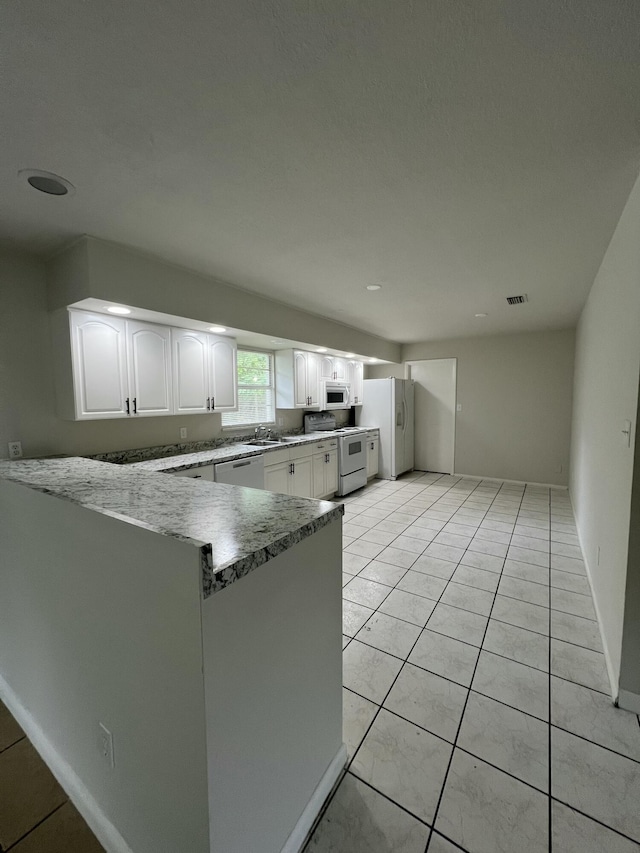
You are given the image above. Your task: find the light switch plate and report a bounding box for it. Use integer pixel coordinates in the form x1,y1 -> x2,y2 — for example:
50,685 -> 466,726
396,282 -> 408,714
456,403 -> 462,412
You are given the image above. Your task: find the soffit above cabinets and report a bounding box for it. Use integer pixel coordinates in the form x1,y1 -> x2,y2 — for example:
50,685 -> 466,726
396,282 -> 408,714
70,299 -> 388,364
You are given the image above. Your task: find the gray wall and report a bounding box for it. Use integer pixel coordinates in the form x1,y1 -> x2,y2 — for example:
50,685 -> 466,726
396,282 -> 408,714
0,245 -> 379,459
369,329 -> 575,486
570,172 -> 640,698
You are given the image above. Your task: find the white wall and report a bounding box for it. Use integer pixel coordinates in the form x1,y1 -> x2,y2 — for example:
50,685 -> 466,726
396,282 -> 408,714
0,480 -> 210,853
570,172 -> 640,698
369,329 -> 575,485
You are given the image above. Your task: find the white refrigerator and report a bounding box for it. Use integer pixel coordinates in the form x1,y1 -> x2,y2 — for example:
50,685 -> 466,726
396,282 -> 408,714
360,378 -> 414,479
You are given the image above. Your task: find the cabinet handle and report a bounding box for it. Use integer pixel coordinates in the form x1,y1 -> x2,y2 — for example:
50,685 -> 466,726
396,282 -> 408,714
193,475 -> 202,479
206,397 -> 210,411
125,397 -> 130,415
289,462 -> 295,475
325,453 -> 329,463
211,396 -> 215,411
133,397 -> 137,415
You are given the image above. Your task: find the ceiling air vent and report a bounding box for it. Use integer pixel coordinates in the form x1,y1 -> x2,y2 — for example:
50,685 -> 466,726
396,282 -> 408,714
506,294 -> 528,305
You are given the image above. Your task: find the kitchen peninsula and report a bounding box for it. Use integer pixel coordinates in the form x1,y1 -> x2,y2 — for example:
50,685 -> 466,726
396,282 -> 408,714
0,458 -> 345,853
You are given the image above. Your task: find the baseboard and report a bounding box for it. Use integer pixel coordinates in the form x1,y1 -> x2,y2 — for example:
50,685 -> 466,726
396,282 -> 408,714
571,518 -> 619,700
452,472 -> 569,490
617,690 -> 640,714
281,743 -> 348,853
0,674 -> 134,853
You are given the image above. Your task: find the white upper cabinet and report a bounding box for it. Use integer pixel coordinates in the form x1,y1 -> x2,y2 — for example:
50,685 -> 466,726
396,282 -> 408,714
70,312 -> 129,418
172,329 -> 210,414
55,311 -> 237,421
347,360 -> 364,405
208,334 -> 237,412
173,329 -> 238,414
320,356 -> 347,381
126,320 -> 173,416
276,350 -> 321,409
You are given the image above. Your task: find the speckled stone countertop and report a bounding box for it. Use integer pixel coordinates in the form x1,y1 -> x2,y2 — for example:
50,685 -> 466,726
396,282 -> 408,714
127,428 -> 379,473
0,457 -> 343,597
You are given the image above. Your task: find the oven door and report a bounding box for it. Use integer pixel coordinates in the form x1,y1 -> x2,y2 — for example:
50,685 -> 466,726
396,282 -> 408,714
339,434 -> 366,476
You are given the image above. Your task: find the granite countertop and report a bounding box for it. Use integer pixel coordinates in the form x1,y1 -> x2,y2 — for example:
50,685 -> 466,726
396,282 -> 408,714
127,428 -> 379,473
0,457 -> 343,598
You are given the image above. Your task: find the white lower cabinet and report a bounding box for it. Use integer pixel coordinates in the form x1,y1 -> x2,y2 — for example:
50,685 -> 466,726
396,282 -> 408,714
263,441 -> 337,498
366,432 -> 379,479
312,447 -> 338,498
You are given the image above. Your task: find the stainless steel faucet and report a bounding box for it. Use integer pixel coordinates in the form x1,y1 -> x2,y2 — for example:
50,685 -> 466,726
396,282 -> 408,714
254,424 -> 269,439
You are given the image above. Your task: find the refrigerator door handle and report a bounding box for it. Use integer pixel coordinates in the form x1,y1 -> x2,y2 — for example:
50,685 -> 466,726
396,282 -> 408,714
402,398 -> 407,433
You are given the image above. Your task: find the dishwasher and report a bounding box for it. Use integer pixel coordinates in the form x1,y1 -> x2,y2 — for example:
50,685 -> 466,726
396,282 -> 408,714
214,455 -> 264,489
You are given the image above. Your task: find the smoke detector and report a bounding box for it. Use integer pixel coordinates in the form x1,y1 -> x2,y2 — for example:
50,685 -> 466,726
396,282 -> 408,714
506,294 -> 528,305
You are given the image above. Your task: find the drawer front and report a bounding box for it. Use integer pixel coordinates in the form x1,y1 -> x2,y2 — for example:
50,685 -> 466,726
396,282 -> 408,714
263,447 -> 291,466
366,430 -> 379,440
289,443 -> 315,461
171,464 -> 215,481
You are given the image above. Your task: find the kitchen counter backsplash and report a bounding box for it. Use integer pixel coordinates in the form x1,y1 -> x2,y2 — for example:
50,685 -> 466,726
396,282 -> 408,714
88,428 -> 306,465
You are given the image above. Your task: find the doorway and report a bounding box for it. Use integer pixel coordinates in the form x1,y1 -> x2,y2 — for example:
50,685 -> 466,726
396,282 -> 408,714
406,358 -> 457,474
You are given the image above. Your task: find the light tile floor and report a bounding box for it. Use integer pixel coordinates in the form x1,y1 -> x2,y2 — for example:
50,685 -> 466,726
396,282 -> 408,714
305,471 -> 640,853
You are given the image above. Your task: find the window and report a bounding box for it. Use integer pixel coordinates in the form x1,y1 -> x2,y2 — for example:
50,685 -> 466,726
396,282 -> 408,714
222,349 -> 275,428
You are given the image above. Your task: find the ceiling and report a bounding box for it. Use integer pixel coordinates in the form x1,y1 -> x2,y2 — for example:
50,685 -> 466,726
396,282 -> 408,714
2,0 -> 640,344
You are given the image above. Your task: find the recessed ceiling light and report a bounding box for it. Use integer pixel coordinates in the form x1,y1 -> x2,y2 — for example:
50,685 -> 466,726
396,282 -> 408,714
366,284 -> 382,291
209,326 -> 227,333
369,358 -> 377,363
19,169 -> 75,196
107,306 -> 131,315
317,347 -> 328,353
345,353 -> 355,358
474,313 -> 488,318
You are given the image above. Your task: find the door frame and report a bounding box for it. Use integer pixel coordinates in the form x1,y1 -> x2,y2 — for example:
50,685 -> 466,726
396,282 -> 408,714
405,359 -> 457,475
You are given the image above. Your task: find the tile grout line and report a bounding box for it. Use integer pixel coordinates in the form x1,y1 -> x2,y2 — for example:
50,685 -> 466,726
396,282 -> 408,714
3,800 -> 68,852
422,480 -> 526,852
547,486 -> 553,853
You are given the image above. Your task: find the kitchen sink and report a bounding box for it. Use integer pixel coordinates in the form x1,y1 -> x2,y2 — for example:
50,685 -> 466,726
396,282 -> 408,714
246,439 -> 283,446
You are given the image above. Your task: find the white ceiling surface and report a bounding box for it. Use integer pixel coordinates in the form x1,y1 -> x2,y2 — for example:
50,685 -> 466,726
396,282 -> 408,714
2,1 -> 640,343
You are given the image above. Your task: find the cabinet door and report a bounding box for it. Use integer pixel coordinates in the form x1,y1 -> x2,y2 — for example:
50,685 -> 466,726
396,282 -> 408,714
348,361 -> 364,405
333,358 -> 348,381
172,329 -> 210,413
71,312 -> 128,418
291,456 -> 313,498
312,453 -> 326,498
325,450 -> 338,496
126,320 -> 173,416
208,334 -> 237,411
293,351 -> 310,407
367,439 -> 379,478
264,461 -> 291,494
320,356 -> 334,381
306,352 -> 321,407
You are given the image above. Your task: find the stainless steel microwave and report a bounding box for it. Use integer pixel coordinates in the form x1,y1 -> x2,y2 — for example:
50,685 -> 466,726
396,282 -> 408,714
321,381 -> 351,410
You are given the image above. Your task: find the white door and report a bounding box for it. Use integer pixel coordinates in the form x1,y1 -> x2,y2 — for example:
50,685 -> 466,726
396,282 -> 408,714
71,312 -> 128,418
348,361 -> 364,405
325,450 -> 338,495
333,358 -> 347,381
407,359 -> 457,474
126,320 -> 173,416
264,461 -> 291,494
172,329 -> 210,413
208,334 -> 237,411
312,453 -> 326,498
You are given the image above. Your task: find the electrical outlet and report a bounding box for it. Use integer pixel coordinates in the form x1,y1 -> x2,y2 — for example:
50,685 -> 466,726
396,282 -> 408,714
277,417 -> 284,427
98,722 -> 115,768
456,403 -> 462,412
8,441 -> 22,459
180,427 -> 188,439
